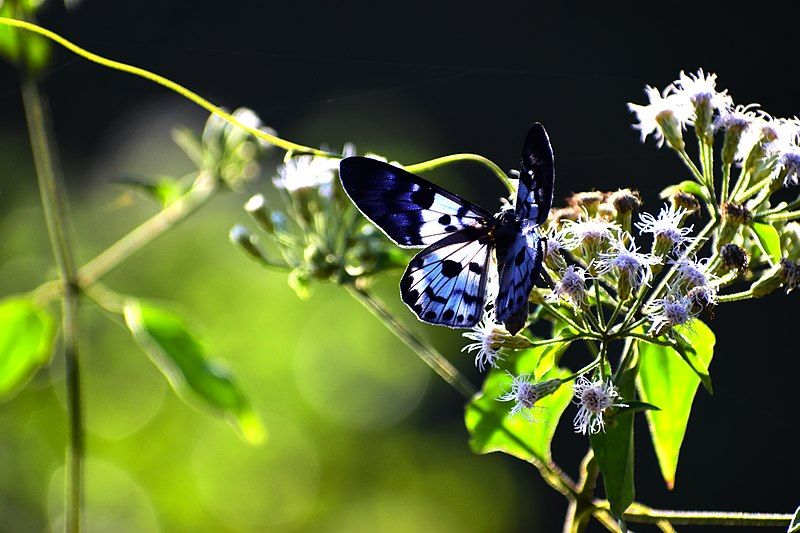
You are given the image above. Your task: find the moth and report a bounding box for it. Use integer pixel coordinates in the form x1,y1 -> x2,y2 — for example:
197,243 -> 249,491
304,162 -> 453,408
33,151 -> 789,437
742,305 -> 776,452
339,123 -> 555,335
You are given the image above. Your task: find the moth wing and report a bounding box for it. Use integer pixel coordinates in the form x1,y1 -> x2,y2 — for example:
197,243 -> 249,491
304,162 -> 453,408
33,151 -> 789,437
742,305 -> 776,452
339,156 -> 492,248
516,123 -> 555,225
400,226 -> 492,328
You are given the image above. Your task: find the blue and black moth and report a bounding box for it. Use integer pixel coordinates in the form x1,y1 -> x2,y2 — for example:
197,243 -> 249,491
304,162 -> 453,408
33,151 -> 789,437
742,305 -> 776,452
339,123 -> 555,335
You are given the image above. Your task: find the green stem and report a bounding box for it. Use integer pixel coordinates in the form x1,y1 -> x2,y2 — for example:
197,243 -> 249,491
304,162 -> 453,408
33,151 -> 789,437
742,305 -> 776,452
621,509 -> 793,527
404,153 -> 514,194
720,163 -> 731,204
734,177 -> 771,203
540,301 -> 589,334
346,285 -> 477,398
645,219 -> 716,307
763,209 -> 800,222
717,290 -> 754,303
77,175 -> 218,285
611,337 -> 635,382
21,78 -> 83,533
561,356 -> 603,383
729,165 -> 750,201
677,149 -> 705,184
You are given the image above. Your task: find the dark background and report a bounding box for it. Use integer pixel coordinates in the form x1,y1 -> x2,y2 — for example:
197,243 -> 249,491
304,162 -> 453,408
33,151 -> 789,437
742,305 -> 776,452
1,1 -> 798,531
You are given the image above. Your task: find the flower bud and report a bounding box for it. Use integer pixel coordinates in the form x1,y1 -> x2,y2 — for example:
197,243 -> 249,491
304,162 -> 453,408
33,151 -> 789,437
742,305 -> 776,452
244,194 -> 274,234
656,110 -> 685,151
749,259 -> 797,297
717,202 -> 751,247
608,189 -> 641,233
719,244 -> 748,274
721,123 -> 746,167
229,225 -> 269,263
692,95 -> 715,145
597,203 -> 617,221
549,206 -> 581,224
568,191 -> 605,216
669,192 -> 700,215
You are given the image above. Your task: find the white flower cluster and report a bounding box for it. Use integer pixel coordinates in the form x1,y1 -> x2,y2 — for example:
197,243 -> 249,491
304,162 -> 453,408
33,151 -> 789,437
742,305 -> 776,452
629,69 -> 800,186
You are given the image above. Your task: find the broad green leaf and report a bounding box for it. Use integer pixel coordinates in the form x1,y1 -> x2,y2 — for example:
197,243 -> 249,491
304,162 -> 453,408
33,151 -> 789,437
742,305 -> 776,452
637,320 -> 715,489
533,321 -> 575,379
788,506 -> 800,533
673,322 -> 714,394
0,3 -> 52,74
0,296 -> 56,400
123,300 -> 265,444
591,365 -> 636,518
659,180 -> 708,200
465,349 -> 572,463
751,222 -> 782,264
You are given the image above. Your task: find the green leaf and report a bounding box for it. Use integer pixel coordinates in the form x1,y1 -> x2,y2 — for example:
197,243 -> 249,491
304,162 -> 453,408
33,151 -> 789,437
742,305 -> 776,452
751,222 -> 782,264
637,320 -> 715,489
114,174 -> 186,207
0,3 -> 52,74
534,321 -> 576,379
672,322 -> 714,394
615,400 -> 660,414
123,299 -> 265,444
591,366 -> 636,518
788,506 -> 800,533
0,296 -> 56,400
465,349 -> 572,463
659,180 -> 708,200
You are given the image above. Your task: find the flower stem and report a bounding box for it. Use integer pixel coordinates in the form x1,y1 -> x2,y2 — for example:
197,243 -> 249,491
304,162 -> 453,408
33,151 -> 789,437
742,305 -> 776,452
720,162 -> 731,203
346,285 -> 477,398
621,508 -> 793,527
717,289 -> 755,303
77,175 -> 218,285
404,153 -> 514,194
21,78 -> 83,533
763,209 -> 800,222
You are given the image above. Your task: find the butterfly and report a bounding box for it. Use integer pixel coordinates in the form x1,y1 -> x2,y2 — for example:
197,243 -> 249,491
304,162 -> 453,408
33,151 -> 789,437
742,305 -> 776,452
338,123 -> 555,335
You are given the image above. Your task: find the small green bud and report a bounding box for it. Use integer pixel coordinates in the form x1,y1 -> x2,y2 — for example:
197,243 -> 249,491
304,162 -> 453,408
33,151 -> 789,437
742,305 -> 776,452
229,225 -> 269,263
244,194 -> 274,234
656,110 -> 685,151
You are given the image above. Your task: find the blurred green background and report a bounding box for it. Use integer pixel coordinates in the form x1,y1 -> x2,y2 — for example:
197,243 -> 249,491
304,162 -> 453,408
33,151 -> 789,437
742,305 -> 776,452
0,124 -> 535,531
1,1 -> 799,531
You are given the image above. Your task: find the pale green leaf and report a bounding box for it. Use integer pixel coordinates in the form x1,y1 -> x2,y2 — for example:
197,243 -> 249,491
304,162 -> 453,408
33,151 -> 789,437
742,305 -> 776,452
123,299 -> 265,444
591,365 -> 636,518
660,180 -> 707,200
115,174 -> 186,207
465,349 -> 572,463
0,296 -> 56,400
751,222 -> 782,264
637,320 -> 715,489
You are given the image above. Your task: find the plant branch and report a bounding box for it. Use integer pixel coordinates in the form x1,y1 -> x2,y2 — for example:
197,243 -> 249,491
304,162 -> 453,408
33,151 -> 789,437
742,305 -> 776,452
21,77 -> 83,533
346,284 -> 477,398
621,507 -> 793,527
77,175 -> 218,285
